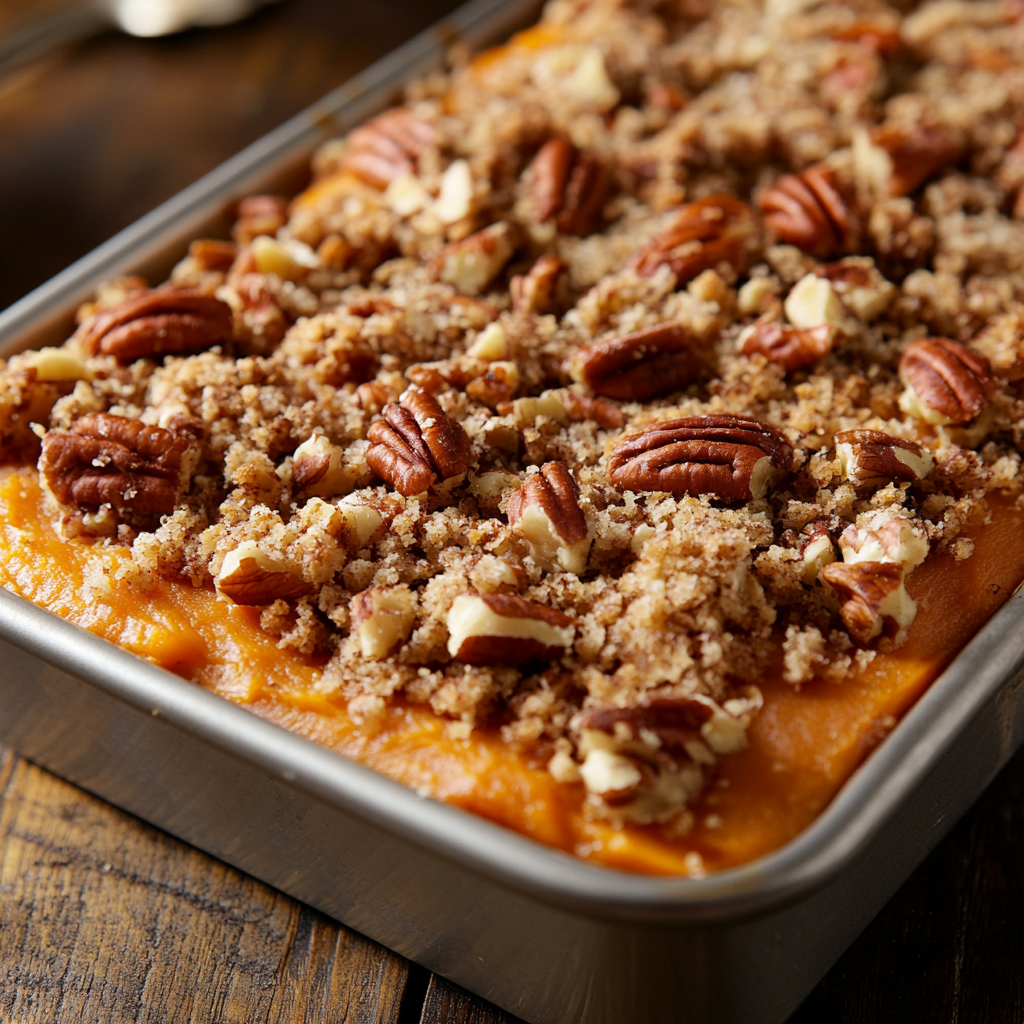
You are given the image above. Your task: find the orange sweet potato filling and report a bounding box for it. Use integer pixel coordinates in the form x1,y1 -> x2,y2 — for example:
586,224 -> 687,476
2,465 -> 1022,875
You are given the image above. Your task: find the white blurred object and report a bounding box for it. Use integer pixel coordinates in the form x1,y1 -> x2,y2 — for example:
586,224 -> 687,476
0,0 -> 285,76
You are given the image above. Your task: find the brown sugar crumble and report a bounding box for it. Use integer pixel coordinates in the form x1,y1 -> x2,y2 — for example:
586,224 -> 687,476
5,0 -> 1024,827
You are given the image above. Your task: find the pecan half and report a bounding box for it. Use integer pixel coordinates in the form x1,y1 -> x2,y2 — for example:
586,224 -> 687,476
821,560 -> 915,647
507,461 -> 591,574
40,412 -> 195,515
446,593 -> 574,665
835,429 -> 933,488
628,196 -> 756,284
759,164 -> 853,258
739,322 -> 835,372
607,414 -> 794,501
574,697 -> 713,755
339,107 -> 436,190
232,195 -> 289,247
567,322 -> 704,401
529,138 -> 611,236
511,254 -> 567,314
366,388 -> 471,495
871,123 -> 963,197
898,337 -> 997,425
74,286 -> 233,363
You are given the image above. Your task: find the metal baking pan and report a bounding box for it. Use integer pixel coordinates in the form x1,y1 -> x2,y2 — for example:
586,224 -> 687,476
3,2 -> 1024,1021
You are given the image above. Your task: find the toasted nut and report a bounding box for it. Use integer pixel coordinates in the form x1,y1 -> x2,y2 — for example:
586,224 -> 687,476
871,122 -> 963,197
532,44 -> 620,111
465,361 -> 520,409
784,274 -> 847,329
430,222 -> 516,295
795,522 -> 836,585
432,159 -> 474,224
352,586 -> 415,659
567,322 -> 704,401
513,389 -> 573,428
355,380 -> 401,415
839,509 -> 929,571
507,462 -> 591,574
74,286 -> 233,363
21,347 -> 93,383
559,390 -> 625,430
739,322 -> 835,372
898,337 -> 997,425
250,236 -> 318,281
759,164 -> 854,258
815,258 -> 896,321
215,541 -> 312,605
336,495 -> 385,548
510,254 -> 567,315
339,107 -> 436,189
578,748 -> 644,803
446,593 -> 574,664
39,412 -> 197,515
292,432 -> 350,496
384,171 -> 431,217
830,16 -> 901,54
736,277 -> 778,316
629,196 -> 756,284
467,322 -> 510,360
575,696 -> 714,754
835,429 -> 933,488
528,138 -> 611,236
232,195 -> 289,247
607,414 -> 794,501
468,464 -> 521,505
185,238 -> 239,272
366,387 -> 471,495
821,560 -> 916,647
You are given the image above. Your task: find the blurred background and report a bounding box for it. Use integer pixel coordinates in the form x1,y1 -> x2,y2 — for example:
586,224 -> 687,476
0,0 -> 463,311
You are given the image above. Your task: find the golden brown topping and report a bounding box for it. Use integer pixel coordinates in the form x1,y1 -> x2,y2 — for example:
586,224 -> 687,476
74,286 -> 233,363
567,322 -> 703,401
365,388 -> 471,495
821,560 -> 915,647
607,414 -> 794,501
528,138 -> 611,236
352,586 -> 416,660
214,541 -> 312,606
507,462 -> 590,574
232,195 -> 289,247
40,413 -> 195,515
338,107 -> 436,189
898,337 -> 997,425
739,322 -> 835,372
871,123 -> 963,197
628,196 -> 755,283
759,164 -> 853,258
511,254 -> 567,314
430,222 -> 516,296
835,429 -> 934,488
446,593 -> 574,665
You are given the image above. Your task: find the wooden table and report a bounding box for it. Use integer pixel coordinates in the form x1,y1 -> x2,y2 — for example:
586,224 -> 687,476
1,2 -> 1023,1020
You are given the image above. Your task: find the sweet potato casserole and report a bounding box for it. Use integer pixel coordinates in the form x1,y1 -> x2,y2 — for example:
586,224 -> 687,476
4,0 -> 1024,874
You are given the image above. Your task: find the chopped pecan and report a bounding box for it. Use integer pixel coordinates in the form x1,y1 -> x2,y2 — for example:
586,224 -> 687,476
839,509 -> 929,571
567,322 -> 704,401
215,542 -> 312,605
898,337 -> 997,425
465,361 -> 520,410
338,107 -> 436,189
74,286 -> 233,363
628,196 -> 756,284
786,521 -> 836,584
430,222 -> 516,296
759,164 -> 853,258
560,390 -> 625,430
607,413 -> 794,501
185,238 -> 239,272
446,593 -> 574,665
871,123 -> 963,197
40,412 -> 195,515
232,195 -> 289,247
352,585 -> 416,660
355,380 -> 401,415
529,138 -> 612,236
815,258 -> 896,321
821,560 -> 916,647
835,429 -> 933,488
739,322 -> 835,372
511,254 -> 567,314
574,696 -> 713,755
507,461 -> 590,574
366,388 -> 471,495
830,17 -> 901,55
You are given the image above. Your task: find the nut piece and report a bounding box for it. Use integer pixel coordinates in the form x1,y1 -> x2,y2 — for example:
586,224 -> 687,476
352,586 -> 415,660
74,286 -> 233,363
21,347 -> 94,383
215,541 -> 312,605
739,322 -> 835,372
292,432 -> 351,496
366,387 -> 471,496
871,122 -> 963,197
629,196 -> 756,284
338,107 -> 436,190
507,462 -> 591,574
760,164 -> 853,258
510,254 -> 566,315
835,429 -> 934,488
567,322 -> 703,401
528,138 -> 611,236
784,273 -> 847,329
839,509 -> 929,572
898,337 -> 997,425
446,593 -> 574,665
815,258 -> 896,322
794,522 -> 836,585
336,495 -> 385,549
430,222 -> 516,296
233,195 -> 289,247
467,322 -> 510,360
608,414 -> 794,501
821,561 -> 916,647
39,412 -> 197,515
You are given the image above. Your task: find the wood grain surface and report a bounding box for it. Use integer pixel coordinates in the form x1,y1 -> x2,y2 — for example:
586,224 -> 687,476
1,1 -> 1023,1022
